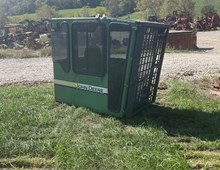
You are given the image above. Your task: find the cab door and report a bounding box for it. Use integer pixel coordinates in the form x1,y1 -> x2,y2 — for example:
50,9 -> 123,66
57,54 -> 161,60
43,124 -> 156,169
108,23 -> 132,114
69,21 -> 108,111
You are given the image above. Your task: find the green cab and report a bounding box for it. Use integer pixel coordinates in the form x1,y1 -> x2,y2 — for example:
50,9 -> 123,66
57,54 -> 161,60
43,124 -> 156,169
51,16 -> 169,117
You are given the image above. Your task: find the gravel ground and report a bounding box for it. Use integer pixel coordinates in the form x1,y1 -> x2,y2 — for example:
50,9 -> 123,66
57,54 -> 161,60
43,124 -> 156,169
161,30 -> 220,81
0,30 -> 219,86
0,58 -> 53,86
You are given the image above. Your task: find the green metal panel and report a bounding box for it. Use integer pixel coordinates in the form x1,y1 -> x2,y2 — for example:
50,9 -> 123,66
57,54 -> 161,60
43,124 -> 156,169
51,17 -> 134,117
51,16 -> 169,117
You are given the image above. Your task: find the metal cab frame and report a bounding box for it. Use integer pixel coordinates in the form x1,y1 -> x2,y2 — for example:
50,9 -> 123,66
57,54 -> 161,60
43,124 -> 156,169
51,16 -> 169,117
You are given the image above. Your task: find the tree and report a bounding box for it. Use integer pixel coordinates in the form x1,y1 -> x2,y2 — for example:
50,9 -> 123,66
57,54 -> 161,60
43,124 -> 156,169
93,6 -> 109,16
81,0 -> 103,8
160,0 -> 180,17
102,0 -> 136,17
20,0 -> 36,14
36,4 -> 59,19
102,0 -> 120,17
80,6 -> 92,17
119,0 -> 136,15
136,0 -> 163,19
0,10 -> 9,27
137,0 -> 195,19
35,0 -> 47,8
177,0 -> 195,15
201,4 -> 217,16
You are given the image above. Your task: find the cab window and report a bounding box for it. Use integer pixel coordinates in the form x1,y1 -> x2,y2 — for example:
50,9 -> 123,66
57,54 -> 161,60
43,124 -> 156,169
51,22 -> 69,61
72,23 -> 105,77
108,23 -> 131,112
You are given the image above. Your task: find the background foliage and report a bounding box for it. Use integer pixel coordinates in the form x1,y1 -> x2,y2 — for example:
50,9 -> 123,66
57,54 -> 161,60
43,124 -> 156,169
0,0 -> 219,19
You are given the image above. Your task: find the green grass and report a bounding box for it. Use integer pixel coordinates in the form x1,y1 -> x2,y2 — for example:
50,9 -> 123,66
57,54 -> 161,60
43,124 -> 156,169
8,8 -> 96,22
55,110 -> 188,169
153,80 -> 220,141
8,13 -> 38,23
120,12 -> 143,20
0,79 -> 220,169
0,48 -> 51,59
165,81 -> 219,112
59,8 -> 96,18
59,8 -> 84,17
151,80 -> 220,168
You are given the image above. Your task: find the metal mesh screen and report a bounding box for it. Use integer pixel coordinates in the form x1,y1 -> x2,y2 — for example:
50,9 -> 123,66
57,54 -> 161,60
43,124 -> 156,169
134,26 -> 168,109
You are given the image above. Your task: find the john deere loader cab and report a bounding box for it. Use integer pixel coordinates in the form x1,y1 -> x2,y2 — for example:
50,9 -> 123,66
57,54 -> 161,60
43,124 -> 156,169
51,16 -> 169,117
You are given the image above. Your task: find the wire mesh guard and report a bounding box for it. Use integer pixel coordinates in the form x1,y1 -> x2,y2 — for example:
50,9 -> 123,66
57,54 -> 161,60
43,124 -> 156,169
134,26 -> 168,109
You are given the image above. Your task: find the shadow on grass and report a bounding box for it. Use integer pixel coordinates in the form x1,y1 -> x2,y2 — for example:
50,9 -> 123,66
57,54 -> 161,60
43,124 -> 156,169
120,105 -> 220,141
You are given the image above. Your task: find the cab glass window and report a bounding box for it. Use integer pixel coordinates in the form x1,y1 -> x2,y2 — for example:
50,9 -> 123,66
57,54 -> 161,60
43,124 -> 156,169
72,23 -> 105,77
51,22 -> 69,61
110,31 -> 130,59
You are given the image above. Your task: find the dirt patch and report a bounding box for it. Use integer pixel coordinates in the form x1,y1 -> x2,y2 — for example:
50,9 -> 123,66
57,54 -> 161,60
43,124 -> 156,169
192,76 -> 220,100
210,77 -> 220,98
210,90 -> 220,97
213,77 -> 220,90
